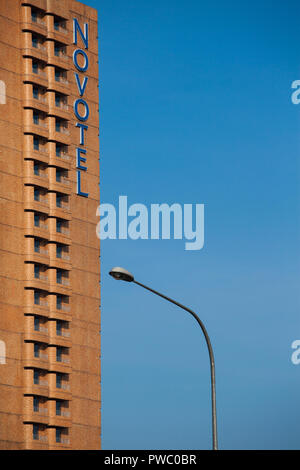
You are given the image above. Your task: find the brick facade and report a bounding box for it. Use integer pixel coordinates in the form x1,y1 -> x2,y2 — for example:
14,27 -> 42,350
0,0 -> 101,449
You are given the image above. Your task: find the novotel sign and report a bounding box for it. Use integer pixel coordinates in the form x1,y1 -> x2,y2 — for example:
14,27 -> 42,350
73,18 -> 90,197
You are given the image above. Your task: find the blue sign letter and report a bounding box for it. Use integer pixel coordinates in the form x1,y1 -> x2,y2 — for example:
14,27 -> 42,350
74,98 -> 89,122
73,49 -> 89,73
73,18 -> 89,49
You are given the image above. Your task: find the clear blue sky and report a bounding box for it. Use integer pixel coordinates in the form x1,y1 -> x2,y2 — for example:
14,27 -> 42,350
81,0 -> 300,449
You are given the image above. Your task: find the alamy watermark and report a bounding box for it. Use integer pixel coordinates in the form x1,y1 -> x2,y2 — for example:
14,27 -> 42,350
289,84 -> 300,365
291,80 -> 300,104
96,196 -> 204,251
291,340 -> 300,365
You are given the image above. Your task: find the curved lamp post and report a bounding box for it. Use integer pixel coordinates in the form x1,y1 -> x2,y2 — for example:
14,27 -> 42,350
109,266 -> 218,450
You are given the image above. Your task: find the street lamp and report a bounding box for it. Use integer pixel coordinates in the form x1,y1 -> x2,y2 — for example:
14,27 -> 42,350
109,266 -> 218,450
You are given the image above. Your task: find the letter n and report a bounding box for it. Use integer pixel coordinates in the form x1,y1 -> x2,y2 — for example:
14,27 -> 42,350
73,18 -> 89,49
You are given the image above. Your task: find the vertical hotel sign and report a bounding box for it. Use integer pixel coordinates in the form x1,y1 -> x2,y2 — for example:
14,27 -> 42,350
73,19 -> 89,197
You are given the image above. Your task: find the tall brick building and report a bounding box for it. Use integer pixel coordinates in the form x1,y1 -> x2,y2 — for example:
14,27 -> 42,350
0,0 -> 101,449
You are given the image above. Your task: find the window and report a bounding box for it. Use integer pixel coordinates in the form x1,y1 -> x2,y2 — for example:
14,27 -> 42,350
31,10 -> 38,23
56,219 -> 62,233
34,291 -> 40,305
33,136 -> 39,151
54,16 -> 66,30
32,60 -> 38,74
34,213 -> 40,227
33,111 -> 39,125
56,347 -> 62,362
56,269 -> 62,284
34,316 -> 40,331
56,320 -> 63,336
56,400 -> 62,415
34,264 -> 40,279
56,168 -> 62,182
34,163 -> 40,176
56,143 -> 68,158
54,44 -> 60,57
56,428 -> 62,443
32,35 -> 38,48
33,370 -> 39,385
55,119 -> 61,132
56,143 -> 61,157
33,424 -> 39,440
56,294 -> 62,310
34,343 -> 40,358
33,85 -> 39,100
56,244 -> 62,258
56,194 -> 62,208
55,69 -> 61,82
33,397 -> 39,412
34,238 -> 40,253
34,188 -> 40,201
54,19 -> 59,31
55,94 -> 60,107
56,373 -> 62,388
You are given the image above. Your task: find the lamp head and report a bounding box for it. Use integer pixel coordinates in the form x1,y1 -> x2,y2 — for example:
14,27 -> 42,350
109,267 -> 134,282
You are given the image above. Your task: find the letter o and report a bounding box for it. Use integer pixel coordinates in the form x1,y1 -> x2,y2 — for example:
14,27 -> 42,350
74,98 -> 89,121
73,48 -> 89,72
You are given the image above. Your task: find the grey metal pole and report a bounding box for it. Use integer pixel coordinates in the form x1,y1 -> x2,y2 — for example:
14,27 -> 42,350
133,279 -> 218,450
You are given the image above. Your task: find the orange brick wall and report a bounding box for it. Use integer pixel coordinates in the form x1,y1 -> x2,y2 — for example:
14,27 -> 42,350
0,0 -> 100,450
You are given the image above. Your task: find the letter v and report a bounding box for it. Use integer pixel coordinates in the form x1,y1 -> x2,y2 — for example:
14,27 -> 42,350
75,73 -> 88,97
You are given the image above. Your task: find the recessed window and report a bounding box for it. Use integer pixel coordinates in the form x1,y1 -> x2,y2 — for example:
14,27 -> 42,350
56,294 -> 62,310
56,244 -> 62,258
56,168 -> 62,182
55,119 -> 61,132
32,60 -> 38,74
33,424 -> 39,440
54,43 -> 60,57
32,35 -> 38,48
33,136 -> 39,151
34,188 -> 40,201
33,397 -> 39,412
56,269 -> 62,284
56,94 -> 67,109
56,219 -> 68,233
56,346 -> 63,362
31,10 -> 38,23
56,428 -> 62,443
34,213 -> 40,227
56,320 -> 63,336
56,143 -> 62,157
56,194 -> 62,208
56,372 -> 62,388
55,69 -> 61,82
34,264 -> 40,279
34,343 -> 40,358
55,93 -> 61,107
34,316 -> 40,331
56,400 -> 62,415
54,17 -> 66,32
34,290 -> 40,305
33,86 -> 39,100
33,370 -> 39,385
34,163 -> 40,176
31,8 -> 45,27
33,111 -> 39,125
34,238 -> 40,253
